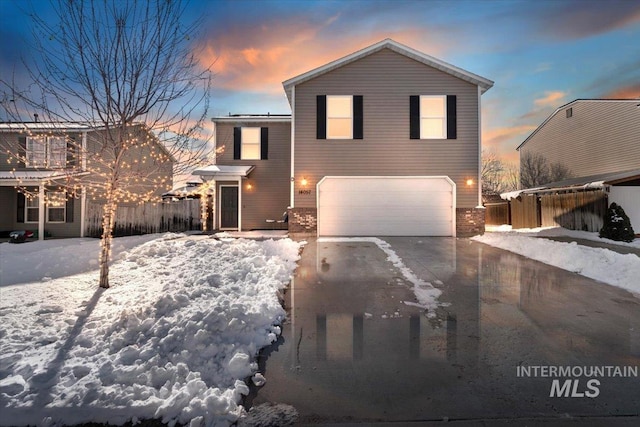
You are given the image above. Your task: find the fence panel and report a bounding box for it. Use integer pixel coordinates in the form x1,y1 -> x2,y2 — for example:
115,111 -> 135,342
485,202 -> 510,225
85,199 -> 201,237
540,191 -> 607,232
511,195 -> 540,229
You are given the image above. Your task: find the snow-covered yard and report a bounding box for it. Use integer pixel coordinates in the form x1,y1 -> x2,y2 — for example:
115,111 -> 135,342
0,234 -> 302,426
473,226 -> 640,296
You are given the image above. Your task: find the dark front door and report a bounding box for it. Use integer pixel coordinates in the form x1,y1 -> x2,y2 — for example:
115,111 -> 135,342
220,186 -> 239,229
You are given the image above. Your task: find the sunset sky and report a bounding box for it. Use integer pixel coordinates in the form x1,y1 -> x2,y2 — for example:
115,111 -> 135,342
1,0 -> 639,164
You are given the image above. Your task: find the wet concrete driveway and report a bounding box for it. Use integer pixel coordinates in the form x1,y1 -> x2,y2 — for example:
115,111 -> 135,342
246,237 -> 640,425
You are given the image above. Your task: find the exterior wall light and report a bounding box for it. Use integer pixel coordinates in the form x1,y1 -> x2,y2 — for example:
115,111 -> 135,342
246,183 -> 253,190
301,177 -> 308,187
466,179 -> 474,186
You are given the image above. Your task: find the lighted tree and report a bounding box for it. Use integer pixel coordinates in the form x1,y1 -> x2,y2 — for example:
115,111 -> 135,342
1,0 -> 213,288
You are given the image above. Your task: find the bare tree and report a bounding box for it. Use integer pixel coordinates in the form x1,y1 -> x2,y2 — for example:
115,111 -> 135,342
1,0 -> 213,288
481,149 -> 519,195
520,151 -> 571,188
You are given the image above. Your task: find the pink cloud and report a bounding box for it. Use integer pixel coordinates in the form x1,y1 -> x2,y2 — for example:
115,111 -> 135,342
601,83 -> 640,99
533,91 -> 566,108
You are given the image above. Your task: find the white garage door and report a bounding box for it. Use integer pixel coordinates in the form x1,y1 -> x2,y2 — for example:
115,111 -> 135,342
317,176 -> 455,236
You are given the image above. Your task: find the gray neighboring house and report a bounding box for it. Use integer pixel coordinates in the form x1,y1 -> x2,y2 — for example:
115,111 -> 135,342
195,39 -> 494,236
517,99 -> 640,231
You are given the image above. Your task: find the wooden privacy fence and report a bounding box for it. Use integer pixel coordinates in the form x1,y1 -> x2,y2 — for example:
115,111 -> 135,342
510,190 -> 607,231
86,199 -> 201,237
485,202 -> 510,225
541,191 -> 607,231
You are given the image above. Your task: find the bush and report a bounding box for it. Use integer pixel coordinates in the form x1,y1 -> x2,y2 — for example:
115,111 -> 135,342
599,202 -> 635,242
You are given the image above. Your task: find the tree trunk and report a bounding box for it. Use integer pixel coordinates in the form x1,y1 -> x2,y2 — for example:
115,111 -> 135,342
98,195 -> 116,289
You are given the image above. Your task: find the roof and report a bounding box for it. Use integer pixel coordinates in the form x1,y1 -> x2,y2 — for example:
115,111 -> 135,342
212,114 -> 291,124
0,170 -> 90,185
282,38 -> 494,104
0,122 -> 93,131
192,165 -> 255,179
517,99 -> 640,151
500,168 -> 640,200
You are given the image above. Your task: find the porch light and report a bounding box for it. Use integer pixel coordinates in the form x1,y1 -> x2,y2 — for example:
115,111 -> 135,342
466,179 -> 474,186
246,183 -> 253,190
300,177 -> 308,187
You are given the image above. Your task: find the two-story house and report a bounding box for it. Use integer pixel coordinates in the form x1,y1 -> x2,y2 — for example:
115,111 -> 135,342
195,39 -> 494,236
516,99 -> 640,231
0,122 -> 174,240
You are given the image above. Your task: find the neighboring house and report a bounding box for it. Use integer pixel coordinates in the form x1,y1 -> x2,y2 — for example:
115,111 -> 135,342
516,99 -> 640,231
0,122 -> 174,239
195,39 -> 494,236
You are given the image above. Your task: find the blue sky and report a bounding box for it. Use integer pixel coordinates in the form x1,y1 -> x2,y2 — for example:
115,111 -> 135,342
1,0 -> 639,163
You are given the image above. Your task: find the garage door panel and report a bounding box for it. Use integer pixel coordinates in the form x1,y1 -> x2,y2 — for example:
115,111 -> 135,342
318,176 -> 455,236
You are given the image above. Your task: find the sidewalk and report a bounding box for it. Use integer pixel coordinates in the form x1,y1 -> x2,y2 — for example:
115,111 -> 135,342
537,235 -> 640,257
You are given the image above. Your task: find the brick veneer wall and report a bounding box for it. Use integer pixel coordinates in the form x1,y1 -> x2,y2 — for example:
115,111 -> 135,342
288,207 -> 317,234
456,207 -> 485,237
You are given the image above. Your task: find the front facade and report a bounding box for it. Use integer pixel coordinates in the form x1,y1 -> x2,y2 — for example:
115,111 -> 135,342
197,39 -> 493,237
0,123 -> 173,239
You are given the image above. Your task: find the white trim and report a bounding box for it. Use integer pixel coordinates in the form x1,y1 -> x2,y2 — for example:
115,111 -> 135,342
81,131 -> 87,171
80,186 -> 86,237
38,185 -> 45,240
316,175 -> 456,237
218,184 -> 239,231
283,39 -> 494,104
237,177 -> 242,231
290,85 -> 296,208
477,86 -> 483,206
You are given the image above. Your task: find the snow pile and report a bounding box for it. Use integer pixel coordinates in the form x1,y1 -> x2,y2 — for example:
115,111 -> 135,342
318,237 -> 443,315
485,225 -> 640,248
0,235 -> 302,426
472,233 -> 640,295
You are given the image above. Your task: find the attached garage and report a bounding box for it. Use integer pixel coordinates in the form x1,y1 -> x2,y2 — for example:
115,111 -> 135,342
317,176 -> 456,236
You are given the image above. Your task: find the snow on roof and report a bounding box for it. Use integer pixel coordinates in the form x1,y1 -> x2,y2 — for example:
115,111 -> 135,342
192,165 -> 254,178
0,122 -> 93,131
0,170 -> 90,183
212,115 -> 291,123
282,38 -> 494,104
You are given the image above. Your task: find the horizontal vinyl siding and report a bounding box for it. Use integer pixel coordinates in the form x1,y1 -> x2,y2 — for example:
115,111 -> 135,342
216,121 -> 291,230
293,48 -> 480,208
521,101 -> 640,177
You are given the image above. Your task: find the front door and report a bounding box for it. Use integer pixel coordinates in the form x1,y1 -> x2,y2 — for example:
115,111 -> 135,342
220,186 -> 239,229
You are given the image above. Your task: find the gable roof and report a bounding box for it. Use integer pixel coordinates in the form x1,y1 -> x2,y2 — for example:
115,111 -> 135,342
282,38 -> 494,104
517,99 -> 640,151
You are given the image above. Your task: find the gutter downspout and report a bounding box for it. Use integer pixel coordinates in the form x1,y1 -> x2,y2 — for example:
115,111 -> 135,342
290,85 -> 295,208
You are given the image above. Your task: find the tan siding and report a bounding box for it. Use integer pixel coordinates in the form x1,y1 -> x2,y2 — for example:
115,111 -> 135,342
216,121 -> 291,230
293,48 -> 480,208
520,101 -> 640,177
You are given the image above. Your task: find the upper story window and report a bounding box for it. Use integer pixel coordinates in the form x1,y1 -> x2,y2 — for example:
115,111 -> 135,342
420,96 -> 446,139
241,128 -> 261,160
316,95 -> 363,140
410,95 -> 457,140
26,136 -> 66,168
233,127 -> 268,160
327,96 -> 353,139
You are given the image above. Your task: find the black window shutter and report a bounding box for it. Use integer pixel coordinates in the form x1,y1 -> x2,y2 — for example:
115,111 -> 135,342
67,136 -> 76,167
18,136 -> 26,167
353,95 -> 363,139
409,96 -> 420,139
233,127 -> 241,159
316,95 -> 326,139
260,127 -> 268,160
17,192 -> 25,223
66,196 -> 74,223
447,95 -> 457,139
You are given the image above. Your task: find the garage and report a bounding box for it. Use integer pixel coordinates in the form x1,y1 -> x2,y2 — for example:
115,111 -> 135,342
317,176 -> 455,236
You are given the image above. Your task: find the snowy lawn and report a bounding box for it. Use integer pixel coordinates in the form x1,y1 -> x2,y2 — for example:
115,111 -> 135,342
474,227 -> 640,296
0,234 -> 302,426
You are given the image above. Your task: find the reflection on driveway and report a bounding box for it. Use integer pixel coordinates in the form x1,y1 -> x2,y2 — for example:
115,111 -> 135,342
247,237 -> 640,423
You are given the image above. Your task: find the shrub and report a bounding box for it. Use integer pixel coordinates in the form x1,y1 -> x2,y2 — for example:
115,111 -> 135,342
599,202 -> 635,242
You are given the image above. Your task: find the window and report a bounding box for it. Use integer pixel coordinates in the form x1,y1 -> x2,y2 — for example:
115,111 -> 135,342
410,95 -> 456,140
46,191 -> 66,223
241,127 -> 261,160
326,96 -> 353,139
420,96 -> 446,139
26,136 -> 67,168
566,107 -> 573,118
25,195 -> 39,223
